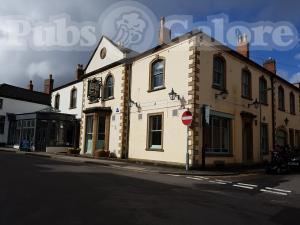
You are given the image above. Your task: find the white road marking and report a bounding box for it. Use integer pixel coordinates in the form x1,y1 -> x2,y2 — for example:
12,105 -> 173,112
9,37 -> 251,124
233,184 -> 254,190
215,179 -> 232,184
166,174 -> 181,177
209,180 -> 227,185
111,165 -> 122,168
186,176 -> 204,181
195,176 -> 209,180
237,183 -> 258,188
260,189 -> 288,196
265,187 -> 292,193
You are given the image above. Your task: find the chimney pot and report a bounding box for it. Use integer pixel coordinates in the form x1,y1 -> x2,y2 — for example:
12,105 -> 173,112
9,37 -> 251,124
263,58 -> 276,74
159,17 -> 171,45
28,80 -> 33,91
44,74 -> 54,94
237,34 -> 249,58
76,64 -> 84,80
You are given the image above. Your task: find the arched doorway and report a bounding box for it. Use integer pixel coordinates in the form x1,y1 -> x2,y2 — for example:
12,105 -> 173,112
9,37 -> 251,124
276,128 -> 287,147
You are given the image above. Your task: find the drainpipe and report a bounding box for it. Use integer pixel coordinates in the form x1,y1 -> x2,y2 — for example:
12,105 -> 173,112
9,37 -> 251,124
271,76 -> 276,149
125,63 -> 132,159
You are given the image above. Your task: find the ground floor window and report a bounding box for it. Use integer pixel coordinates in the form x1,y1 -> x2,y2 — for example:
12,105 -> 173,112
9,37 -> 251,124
84,115 -> 94,154
0,116 -> 5,134
148,114 -> 163,150
289,129 -> 295,148
295,130 -> 300,149
276,129 -> 287,147
20,120 -> 35,148
205,115 -> 232,154
261,123 -> 269,154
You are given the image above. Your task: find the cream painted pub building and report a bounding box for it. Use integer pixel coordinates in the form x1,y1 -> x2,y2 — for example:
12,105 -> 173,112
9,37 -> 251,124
79,19 -> 300,167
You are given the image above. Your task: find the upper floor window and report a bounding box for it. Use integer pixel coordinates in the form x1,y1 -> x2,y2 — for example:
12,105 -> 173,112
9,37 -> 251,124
213,56 -> 226,90
150,59 -> 165,90
241,69 -> 251,99
70,88 -> 77,109
104,75 -> 114,100
278,86 -> 285,111
0,99 -> 3,109
290,92 -> 295,114
54,94 -> 60,110
259,77 -> 268,105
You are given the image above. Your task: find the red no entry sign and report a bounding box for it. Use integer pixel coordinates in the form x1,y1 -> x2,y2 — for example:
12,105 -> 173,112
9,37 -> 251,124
181,111 -> 193,126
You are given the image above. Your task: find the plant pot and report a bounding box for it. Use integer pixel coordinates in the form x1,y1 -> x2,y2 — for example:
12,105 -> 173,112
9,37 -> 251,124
95,150 -> 110,158
67,148 -> 80,155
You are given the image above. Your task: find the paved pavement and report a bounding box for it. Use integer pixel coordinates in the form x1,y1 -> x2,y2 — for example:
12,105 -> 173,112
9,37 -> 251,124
0,150 -> 299,225
0,148 -> 263,176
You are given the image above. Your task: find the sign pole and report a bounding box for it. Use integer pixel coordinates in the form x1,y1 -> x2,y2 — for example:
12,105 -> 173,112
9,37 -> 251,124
181,110 -> 193,171
186,125 -> 189,171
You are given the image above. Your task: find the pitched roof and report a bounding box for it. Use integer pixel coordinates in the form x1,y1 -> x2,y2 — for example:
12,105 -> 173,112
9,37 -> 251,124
84,36 -> 137,72
0,83 -> 51,106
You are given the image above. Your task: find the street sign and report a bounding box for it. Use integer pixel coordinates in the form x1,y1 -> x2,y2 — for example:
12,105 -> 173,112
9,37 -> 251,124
204,105 -> 210,125
181,111 -> 193,126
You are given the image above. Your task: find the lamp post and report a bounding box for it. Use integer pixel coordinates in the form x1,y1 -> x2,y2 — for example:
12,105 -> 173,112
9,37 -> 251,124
248,88 -> 273,162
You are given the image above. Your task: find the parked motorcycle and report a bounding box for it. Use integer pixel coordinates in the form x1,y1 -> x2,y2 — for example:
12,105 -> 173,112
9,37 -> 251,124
287,150 -> 300,171
266,145 -> 300,174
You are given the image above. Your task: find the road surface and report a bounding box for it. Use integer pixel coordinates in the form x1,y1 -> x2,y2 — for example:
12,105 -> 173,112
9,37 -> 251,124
0,151 -> 299,225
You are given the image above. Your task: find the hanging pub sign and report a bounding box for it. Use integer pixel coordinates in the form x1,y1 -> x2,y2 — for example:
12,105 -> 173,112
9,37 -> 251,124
88,78 -> 102,102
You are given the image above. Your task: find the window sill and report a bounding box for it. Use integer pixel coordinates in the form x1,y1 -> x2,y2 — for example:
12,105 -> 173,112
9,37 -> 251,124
147,87 -> 166,93
241,95 -> 253,101
290,112 -> 296,116
69,107 -> 77,110
278,108 -> 285,112
260,102 -> 268,106
212,85 -> 226,91
88,99 -> 100,104
205,153 -> 233,157
146,148 -> 164,152
102,97 -> 115,101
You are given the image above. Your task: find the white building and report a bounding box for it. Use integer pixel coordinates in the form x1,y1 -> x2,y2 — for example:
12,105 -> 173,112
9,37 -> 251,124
51,66 -> 84,120
0,83 -> 51,146
79,36 -> 137,157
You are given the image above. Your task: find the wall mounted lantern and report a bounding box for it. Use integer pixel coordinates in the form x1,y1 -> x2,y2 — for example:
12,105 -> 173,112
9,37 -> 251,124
169,88 -> 181,101
284,117 -> 289,126
248,98 -> 259,109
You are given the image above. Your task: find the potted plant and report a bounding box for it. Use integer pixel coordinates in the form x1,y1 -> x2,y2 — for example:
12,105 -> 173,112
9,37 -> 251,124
67,148 -> 80,155
94,150 -> 110,158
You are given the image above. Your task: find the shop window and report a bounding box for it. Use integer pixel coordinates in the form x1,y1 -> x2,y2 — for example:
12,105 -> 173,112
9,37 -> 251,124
205,115 -> 232,154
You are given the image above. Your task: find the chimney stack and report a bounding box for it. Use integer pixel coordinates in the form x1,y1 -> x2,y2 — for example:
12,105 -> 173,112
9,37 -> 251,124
263,58 -> 276,74
159,17 -> 171,45
27,80 -> 33,91
237,34 -> 249,58
44,74 -> 54,94
76,64 -> 84,80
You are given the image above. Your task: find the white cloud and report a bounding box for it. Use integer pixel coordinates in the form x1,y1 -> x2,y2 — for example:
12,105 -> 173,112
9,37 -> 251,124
290,72 -> 300,84
26,61 -> 52,79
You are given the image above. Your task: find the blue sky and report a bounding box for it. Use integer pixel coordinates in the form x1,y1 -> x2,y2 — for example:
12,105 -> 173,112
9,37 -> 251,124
0,0 -> 299,90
